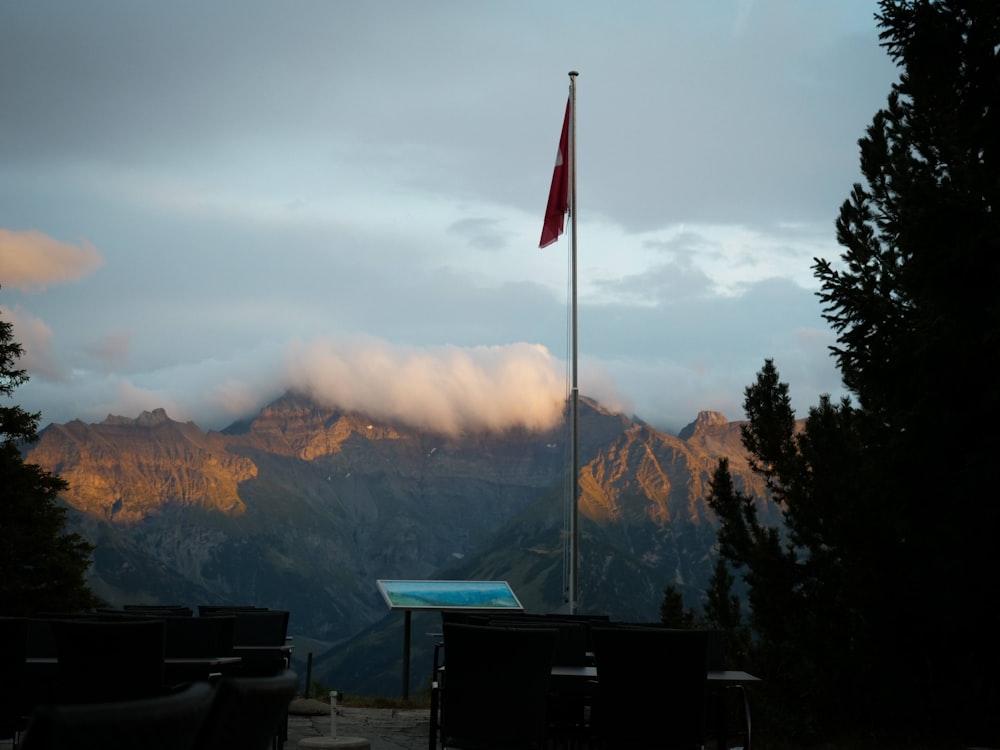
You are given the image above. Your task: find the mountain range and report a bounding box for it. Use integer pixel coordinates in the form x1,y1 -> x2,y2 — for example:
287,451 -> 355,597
22,392 -> 777,696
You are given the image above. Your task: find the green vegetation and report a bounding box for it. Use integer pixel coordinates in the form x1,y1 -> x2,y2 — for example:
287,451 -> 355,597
304,676 -> 431,709
691,2 -> 1000,746
0,289 -> 100,615
337,693 -> 432,710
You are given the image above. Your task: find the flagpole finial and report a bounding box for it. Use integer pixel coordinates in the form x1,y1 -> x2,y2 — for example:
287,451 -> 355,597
568,70 -> 579,77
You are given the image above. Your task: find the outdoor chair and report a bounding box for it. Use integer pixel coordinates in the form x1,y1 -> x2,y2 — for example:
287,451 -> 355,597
433,622 -> 557,750
231,609 -> 289,646
230,610 -> 290,676
123,604 -> 194,617
164,615 -> 235,658
198,604 -> 265,616
0,616 -> 29,750
195,668 -> 298,750
590,626 -> 708,750
481,615 -> 592,744
51,617 -> 166,703
163,615 -> 237,684
20,680 -> 214,750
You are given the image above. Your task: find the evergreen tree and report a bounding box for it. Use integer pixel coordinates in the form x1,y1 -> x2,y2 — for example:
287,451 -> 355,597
702,556 -> 751,671
658,585 -> 696,628
703,558 -> 740,633
0,294 -> 98,615
815,0 -> 1000,739
710,2 -> 1000,742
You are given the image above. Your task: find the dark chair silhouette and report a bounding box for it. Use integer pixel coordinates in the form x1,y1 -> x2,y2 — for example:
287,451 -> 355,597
163,615 -> 237,685
478,615 -> 592,744
590,627 -> 708,750
198,605 -> 264,617
231,610 -> 289,646
51,618 -> 166,702
434,622 -> 557,750
231,610 -> 290,676
20,680 -> 214,750
1,617 -> 29,750
124,604 -> 194,617
195,668 -> 298,750
164,615 -> 235,658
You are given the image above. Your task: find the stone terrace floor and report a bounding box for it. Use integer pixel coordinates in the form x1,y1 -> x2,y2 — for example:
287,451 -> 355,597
286,699 -> 431,750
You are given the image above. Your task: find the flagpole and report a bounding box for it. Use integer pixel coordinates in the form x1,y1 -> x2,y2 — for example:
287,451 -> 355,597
568,70 -> 579,616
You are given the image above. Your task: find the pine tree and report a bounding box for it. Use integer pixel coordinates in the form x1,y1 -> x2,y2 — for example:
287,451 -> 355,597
709,2 -> 1000,742
814,0 -> 1000,739
658,586 -> 696,629
0,293 -> 98,615
703,558 -> 739,632
703,557 -> 751,671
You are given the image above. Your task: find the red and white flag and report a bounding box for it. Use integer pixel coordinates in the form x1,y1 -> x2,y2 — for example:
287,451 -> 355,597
539,98 -> 570,248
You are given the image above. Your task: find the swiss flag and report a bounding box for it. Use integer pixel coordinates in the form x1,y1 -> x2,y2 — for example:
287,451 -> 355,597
539,98 -> 570,248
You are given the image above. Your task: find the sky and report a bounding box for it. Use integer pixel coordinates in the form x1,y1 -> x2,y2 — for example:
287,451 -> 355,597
0,0 -> 899,437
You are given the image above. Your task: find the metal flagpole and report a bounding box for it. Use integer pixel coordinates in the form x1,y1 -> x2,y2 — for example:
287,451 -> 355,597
568,70 -> 579,615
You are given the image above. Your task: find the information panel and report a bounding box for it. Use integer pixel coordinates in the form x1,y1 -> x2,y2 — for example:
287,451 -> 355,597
376,579 -> 523,611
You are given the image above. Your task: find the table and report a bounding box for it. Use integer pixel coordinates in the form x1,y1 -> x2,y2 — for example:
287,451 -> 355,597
548,664 -> 757,746
550,664 -> 759,682
436,661 -> 760,684
26,656 -> 243,668
26,655 -> 244,685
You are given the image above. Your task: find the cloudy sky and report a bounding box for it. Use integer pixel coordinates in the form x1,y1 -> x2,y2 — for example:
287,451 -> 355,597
0,0 -> 898,436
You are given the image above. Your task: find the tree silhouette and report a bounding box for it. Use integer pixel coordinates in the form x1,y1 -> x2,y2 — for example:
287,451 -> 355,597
0,291 -> 98,615
710,1 -> 1000,743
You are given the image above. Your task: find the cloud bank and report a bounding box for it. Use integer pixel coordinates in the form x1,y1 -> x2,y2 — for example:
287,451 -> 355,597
286,338 -> 567,436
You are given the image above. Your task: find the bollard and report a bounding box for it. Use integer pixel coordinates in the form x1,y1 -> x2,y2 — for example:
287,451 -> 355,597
329,690 -> 337,738
296,690 -> 369,750
305,652 -> 313,697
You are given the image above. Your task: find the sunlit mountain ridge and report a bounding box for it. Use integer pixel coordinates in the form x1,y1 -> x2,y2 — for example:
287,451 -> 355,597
24,391 -> 777,695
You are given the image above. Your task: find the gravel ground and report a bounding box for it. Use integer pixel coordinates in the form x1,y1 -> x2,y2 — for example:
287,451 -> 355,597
286,698 -> 432,750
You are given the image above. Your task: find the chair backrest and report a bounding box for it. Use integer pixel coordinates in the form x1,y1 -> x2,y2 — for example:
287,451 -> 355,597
229,610 -> 290,676
542,613 -> 609,653
231,610 -> 289,647
164,616 -> 236,658
198,605 -> 264,617
440,622 -> 557,750
487,615 -> 589,668
548,620 -> 590,667
52,618 -> 165,702
21,680 -> 214,750
195,668 -> 298,750
124,604 -> 194,617
590,626 -> 708,750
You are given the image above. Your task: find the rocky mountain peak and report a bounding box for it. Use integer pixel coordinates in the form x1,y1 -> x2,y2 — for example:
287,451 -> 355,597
677,410 -> 731,440
102,407 -> 173,427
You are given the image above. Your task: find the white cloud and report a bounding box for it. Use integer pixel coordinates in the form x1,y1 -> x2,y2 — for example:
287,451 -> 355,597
0,229 -> 103,290
286,338 -> 567,436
